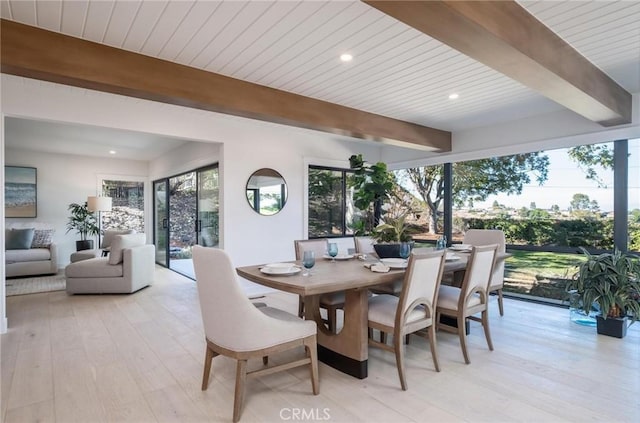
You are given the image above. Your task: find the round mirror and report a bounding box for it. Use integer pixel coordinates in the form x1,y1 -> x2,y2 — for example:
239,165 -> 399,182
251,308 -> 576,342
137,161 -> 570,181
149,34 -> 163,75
246,168 -> 288,215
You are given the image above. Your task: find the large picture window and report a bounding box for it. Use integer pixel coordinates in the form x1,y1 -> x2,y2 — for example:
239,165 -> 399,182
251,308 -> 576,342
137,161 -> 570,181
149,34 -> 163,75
308,166 -> 355,238
310,140 -> 636,304
101,179 -> 144,233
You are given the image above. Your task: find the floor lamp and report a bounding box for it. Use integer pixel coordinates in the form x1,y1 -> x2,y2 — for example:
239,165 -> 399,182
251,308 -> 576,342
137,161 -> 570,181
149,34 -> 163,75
87,196 -> 112,251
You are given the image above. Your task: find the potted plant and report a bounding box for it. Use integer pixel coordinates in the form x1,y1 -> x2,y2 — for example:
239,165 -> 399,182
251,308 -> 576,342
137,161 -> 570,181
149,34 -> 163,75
349,154 -> 394,235
566,247 -> 640,338
66,202 -> 100,251
370,212 -> 416,258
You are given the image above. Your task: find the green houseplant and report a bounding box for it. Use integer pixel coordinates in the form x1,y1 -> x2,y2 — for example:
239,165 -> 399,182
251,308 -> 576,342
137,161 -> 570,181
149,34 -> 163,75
66,202 -> 100,251
348,154 -> 394,235
566,247 -> 640,338
349,154 -> 418,258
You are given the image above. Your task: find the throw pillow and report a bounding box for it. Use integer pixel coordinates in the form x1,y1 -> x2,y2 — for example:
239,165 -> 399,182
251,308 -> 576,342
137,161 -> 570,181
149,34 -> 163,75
101,228 -> 136,249
5,228 -> 35,250
108,233 -> 146,265
31,229 -> 55,248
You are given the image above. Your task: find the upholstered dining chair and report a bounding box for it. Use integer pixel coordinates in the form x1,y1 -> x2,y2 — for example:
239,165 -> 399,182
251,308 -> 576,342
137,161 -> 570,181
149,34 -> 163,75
294,239 -> 345,332
436,244 -> 498,364
356,236 -> 404,296
463,229 -> 507,315
192,246 -> 319,422
354,236 -> 375,255
367,250 -> 446,390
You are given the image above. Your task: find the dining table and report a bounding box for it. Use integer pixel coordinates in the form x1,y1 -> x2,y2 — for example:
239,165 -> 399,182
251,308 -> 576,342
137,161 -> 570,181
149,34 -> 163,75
236,250 -> 509,379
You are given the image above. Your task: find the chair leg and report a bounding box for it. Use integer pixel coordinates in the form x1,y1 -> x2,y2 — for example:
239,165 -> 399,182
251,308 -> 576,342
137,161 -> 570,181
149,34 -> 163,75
482,309 -> 494,351
427,325 -> 441,372
233,360 -> 248,423
380,332 -> 387,344
394,332 -> 408,391
201,345 -> 215,390
262,356 -> 268,365
305,337 -> 320,395
298,296 -> 305,318
497,289 -> 504,316
405,334 -> 411,344
458,315 -> 471,364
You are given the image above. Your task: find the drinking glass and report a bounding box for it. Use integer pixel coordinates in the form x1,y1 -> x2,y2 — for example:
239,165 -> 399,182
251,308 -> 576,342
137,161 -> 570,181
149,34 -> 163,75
328,243 -> 338,262
302,251 -> 315,276
399,242 -> 411,261
436,236 -> 447,250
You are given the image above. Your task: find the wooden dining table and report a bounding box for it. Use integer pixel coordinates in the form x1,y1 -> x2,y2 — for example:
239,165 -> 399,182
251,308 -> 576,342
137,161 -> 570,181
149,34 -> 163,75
236,254 -> 469,379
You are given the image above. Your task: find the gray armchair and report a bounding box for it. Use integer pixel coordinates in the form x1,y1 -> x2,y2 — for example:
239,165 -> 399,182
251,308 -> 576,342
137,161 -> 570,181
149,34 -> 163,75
65,233 -> 154,294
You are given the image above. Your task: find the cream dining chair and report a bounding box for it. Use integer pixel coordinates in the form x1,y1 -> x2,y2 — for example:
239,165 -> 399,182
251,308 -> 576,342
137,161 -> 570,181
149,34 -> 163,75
367,250 -> 446,390
192,246 -> 319,422
356,235 -> 404,296
463,229 -> 507,315
436,244 -> 498,364
294,239 -> 345,332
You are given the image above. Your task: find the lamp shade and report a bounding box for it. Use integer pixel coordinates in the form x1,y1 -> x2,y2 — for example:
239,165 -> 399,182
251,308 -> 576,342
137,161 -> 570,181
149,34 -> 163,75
87,196 -> 112,212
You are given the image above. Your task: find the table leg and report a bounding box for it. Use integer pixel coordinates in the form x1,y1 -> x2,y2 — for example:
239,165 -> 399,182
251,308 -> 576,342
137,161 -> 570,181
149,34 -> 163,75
304,289 -> 369,379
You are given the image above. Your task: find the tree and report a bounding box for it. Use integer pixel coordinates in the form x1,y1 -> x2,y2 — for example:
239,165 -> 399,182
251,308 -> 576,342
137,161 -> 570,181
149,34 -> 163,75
400,153 -> 549,233
569,193 -> 600,217
567,143 -> 614,187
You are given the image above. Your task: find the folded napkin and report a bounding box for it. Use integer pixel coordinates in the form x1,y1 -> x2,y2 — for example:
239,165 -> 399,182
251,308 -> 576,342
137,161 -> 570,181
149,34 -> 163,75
370,263 -> 390,273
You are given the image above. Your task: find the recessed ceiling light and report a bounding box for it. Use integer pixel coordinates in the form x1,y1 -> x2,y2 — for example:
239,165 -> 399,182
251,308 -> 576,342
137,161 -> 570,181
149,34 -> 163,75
340,53 -> 353,62
449,93 -> 459,100
109,150 -> 117,155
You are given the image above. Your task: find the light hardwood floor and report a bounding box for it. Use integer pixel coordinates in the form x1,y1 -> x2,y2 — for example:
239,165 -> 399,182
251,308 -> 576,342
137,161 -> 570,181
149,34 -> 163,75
2,266 -> 638,422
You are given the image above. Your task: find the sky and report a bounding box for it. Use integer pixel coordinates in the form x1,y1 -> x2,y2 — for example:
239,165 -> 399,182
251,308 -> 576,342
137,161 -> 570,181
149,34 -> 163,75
471,139 -> 639,212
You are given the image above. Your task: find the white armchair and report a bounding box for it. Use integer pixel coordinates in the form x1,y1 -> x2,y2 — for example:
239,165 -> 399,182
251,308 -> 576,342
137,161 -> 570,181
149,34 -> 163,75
65,233 -> 154,294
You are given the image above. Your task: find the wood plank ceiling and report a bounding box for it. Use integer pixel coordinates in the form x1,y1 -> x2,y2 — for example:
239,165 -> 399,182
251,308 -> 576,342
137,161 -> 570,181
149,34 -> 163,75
1,1 -> 638,150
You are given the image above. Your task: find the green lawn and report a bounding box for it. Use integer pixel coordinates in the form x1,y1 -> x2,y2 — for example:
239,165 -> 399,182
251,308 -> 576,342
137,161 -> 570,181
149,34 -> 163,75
503,250 -> 586,301
505,250 -> 585,279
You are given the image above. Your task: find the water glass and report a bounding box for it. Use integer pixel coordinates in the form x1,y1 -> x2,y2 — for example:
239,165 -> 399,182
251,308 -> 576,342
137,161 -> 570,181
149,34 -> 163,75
436,236 -> 447,250
328,243 -> 338,261
302,251 -> 315,276
399,242 -> 411,260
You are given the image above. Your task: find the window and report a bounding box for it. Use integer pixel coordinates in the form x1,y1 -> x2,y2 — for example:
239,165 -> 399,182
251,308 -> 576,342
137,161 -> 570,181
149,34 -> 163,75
101,179 -> 144,233
629,138 -> 640,252
308,166 -> 355,238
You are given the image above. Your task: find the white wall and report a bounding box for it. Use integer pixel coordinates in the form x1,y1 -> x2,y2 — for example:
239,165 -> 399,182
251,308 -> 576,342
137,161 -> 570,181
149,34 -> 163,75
4,148 -> 148,267
149,140 -> 221,181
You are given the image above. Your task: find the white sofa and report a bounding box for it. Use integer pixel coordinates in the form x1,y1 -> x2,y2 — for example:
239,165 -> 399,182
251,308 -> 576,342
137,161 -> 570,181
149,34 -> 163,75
65,233 -> 154,294
5,227 -> 58,278
6,243 -> 58,277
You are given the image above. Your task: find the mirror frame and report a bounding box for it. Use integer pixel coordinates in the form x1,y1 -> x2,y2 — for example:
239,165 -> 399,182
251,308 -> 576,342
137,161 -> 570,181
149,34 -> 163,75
245,168 -> 288,216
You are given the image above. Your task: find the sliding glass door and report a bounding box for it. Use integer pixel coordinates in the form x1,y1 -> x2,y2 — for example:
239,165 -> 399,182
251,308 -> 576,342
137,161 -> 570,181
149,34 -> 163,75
153,164 -> 219,278
154,180 -> 169,267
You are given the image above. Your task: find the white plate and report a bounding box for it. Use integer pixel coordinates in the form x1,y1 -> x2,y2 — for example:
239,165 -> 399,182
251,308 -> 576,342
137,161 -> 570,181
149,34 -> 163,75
260,266 -> 301,276
380,258 -> 408,269
450,244 -> 472,251
323,254 -> 355,260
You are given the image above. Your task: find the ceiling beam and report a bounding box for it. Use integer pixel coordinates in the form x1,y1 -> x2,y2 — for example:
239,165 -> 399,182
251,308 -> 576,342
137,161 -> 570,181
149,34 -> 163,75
365,0 -> 632,126
0,19 -> 450,152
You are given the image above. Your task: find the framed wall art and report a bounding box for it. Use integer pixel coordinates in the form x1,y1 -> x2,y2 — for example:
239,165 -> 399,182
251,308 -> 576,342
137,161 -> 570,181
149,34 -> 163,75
5,166 -> 37,218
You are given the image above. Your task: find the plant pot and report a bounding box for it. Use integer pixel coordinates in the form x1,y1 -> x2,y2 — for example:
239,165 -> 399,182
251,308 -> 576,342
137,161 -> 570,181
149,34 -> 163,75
76,240 -> 94,251
373,243 -> 401,258
596,315 -> 628,338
